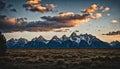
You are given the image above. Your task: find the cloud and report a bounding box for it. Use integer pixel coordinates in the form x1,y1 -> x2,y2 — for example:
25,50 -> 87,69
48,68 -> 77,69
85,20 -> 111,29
90,13 -> 102,19
0,0 -> 6,10
7,4 -> 13,8
81,4 -> 110,14
0,16 -> 28,32
0,12 -> 100,32
102,7 -> 110,12
0,17 -> 27,31
0,17 -> 27,25
103,31 -> 120,35
95,13 -> 102,18
99,6 -> 103,10
0,15 -> 7,18
41,12 -> 91,27
10,8 -> 17,12
53,29 -> 69,32
100,6 -> 110,12
46,4 -> 56,9
0,4 -> 109,32
111,19 -> 118,23
74,30 -> 79,32
0,1 -> 17,13
107,13 -> 110,16
23,0 -> 56,12
81,4 -> 98,14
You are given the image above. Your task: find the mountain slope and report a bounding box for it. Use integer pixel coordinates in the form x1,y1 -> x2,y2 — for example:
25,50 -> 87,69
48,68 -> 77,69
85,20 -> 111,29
6,32 -> 119,48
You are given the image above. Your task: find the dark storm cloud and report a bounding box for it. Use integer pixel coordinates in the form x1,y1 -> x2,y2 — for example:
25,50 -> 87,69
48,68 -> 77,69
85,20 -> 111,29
103,31 -> 120,35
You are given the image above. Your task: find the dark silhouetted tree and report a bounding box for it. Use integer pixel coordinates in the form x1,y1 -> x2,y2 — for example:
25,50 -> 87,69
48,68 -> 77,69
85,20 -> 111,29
0,32 -> 7,56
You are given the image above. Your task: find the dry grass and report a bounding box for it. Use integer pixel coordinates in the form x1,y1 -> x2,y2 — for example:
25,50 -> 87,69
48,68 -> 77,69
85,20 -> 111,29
0,49 -> 120,69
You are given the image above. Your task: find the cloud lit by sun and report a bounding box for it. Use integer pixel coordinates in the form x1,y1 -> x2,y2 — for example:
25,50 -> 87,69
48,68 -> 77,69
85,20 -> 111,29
0,0 -> 120,42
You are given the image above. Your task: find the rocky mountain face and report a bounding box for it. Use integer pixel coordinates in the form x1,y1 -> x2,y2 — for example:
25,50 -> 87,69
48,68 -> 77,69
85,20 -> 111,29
110,41 -> 120,48
6,32 -> 120,48
7,38 -> 28,48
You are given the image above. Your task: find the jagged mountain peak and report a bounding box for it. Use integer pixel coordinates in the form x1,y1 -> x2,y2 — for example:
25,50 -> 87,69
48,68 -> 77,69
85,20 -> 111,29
18,38 -> 26,40
8,38 -> 28,43
111,40 -> 120,43
8,38 -> 15,41
79,34 -> 99,41
17,38 -> 28,43
32,35 -> 46,42
38,35 -> 46,41
62,35 -> 67,38
61,35 -> 69,41
38,35 -> 44,38
70,32 -> 77,37
52,35 -> 60,41
110,40 -> 120,46
80,33 -> 95,38
6,32 -> 119,48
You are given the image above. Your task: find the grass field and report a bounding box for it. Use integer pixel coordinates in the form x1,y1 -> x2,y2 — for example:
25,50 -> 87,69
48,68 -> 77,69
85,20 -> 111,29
0,49 -> 120,69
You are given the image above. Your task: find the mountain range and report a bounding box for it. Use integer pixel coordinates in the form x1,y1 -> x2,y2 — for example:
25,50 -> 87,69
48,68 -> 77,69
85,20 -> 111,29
7,32 -> 120,48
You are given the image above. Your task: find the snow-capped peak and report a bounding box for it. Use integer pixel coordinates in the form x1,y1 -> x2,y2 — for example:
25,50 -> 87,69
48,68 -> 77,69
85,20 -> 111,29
52,35 -> 60,41
61,35 -> 69,41
70,32 -> 77,37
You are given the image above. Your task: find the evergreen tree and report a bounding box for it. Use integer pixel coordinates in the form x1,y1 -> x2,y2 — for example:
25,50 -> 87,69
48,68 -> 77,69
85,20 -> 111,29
0,32 -> 6,56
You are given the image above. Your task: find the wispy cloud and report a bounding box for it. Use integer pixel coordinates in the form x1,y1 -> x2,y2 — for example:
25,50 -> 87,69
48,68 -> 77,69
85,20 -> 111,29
53,29 -> 70,32
103,31 -> 120,35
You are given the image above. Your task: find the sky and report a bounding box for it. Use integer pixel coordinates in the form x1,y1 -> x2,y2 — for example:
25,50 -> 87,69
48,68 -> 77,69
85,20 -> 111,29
0,0 -> 120,42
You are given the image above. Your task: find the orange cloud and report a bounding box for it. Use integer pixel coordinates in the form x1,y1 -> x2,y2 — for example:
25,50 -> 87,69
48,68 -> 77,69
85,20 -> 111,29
82,4 -> 110,14
88,13 -> 102,19
99,6 -> 104,10
31,4 -> 49,12
25,0 -> 40,5
4,18 -> 16,24
0,4 -> 109,32
23,0 -> 56,12
94,13 -> 102,18
58,12 -> 74,17
46,4 -> 56,9
81,4 -> 98,13
0,17 -> 26,25
102,7 -> 110,12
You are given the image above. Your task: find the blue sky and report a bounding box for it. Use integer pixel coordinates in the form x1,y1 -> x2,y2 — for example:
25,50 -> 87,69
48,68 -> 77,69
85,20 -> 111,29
0,0 -> 120,42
